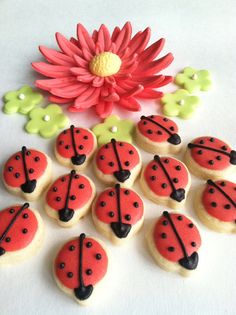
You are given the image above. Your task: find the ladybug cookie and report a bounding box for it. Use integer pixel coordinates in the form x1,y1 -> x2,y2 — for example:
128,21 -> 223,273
94,139 -> 142,187
185,136 -> 236,180
135,115 -> 182,154
140,155 -> 191,210
0,203 -> 44,266
55,125 -> 97,171
3,146 -> 52,201
146,211 -> 201,276
54,233 -> 108,305
45,170 -> 95,227
195,179 -> 236,233
92,184 -> 144,245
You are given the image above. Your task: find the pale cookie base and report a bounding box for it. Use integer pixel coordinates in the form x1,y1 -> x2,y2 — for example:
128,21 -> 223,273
184,149 -> 235,180
139,164 -> 191,210
53,237 -> 108,306
194,186 -> 236,233
45,175 -> 96,228
135,126 -> 182,155
0,209 -> 44,266
146,223 -> 194,277
3,155 -> 52,201
54,130 -> 97,171
91,198 -> 144,245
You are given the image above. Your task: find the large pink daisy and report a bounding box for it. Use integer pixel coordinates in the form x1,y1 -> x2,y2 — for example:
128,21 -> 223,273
32,22 -> 174,118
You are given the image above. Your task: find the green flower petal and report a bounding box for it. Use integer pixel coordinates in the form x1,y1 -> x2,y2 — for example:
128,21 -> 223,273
19,85 -> 34,94
179,105 -> 196,119
199,79 -> 212,91
25,120 -> 40,134
197,70 -> 211,79
92,123 -> 107,136
183,81 -> 200,93
52,113 -> 69,128
3,100 -> 19,114
163,103 -> 180,117
161,93 -> 175,104
28,107 -> 45,119
4,91 -> 18,101
183,67 -> 196,76
184,95 -> 201,107
39,124 -> 58,138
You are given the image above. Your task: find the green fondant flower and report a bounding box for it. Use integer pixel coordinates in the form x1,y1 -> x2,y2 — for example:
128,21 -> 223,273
3,85 -> 43,114
25,104 -> 69,138
175,67 -> 212,93
161,89 -> 200,119
92,115 -> 134,146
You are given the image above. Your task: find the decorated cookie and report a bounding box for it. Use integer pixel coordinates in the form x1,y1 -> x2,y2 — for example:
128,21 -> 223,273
195,179 -> 236,233
94,139 -> 141,187
3,146 -> 52,201
185,136 -> 236,180
146,211 -> 201,276
92,115 -> 134,146
92,184 -> 144,244
0,203 -> 44,266
55,125 -> 97,171
54,233 -> 108,305
135,115 -> 182,154
45,170 -> 95,227
140,155 -> 191,210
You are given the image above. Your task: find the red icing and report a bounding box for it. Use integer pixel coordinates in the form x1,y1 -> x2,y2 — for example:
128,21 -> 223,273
190,136 -> 232,170
55,237 -> 108,289
202,180 -> 236,222
94,187 -> 143,225
0,205 -> 38,251
137,115 -> 179,143
3,148 -> 47,188
46,173 -> 93,211
96,141 -> 140,175
153,213 -> 201,262
144,157 -> 189,197
56,127 -> 95,159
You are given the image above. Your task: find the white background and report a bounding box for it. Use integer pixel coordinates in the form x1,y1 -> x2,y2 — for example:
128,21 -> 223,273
0,1 -> 236,314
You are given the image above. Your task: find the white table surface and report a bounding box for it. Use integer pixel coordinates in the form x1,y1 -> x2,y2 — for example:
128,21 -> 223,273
0,1 -> 236,314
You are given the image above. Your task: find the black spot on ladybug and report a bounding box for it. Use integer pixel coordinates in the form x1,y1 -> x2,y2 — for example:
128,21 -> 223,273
109,162 -> 114,167
5,237 -> 11,242
191,242 -> 196,247
109,211 -> 114,217
56,197 -> 61,202
75,174 -> 79,179
84,135 -> 88,139
170,126 -> 175,131
209,160 -> 214,165
168,246 -> 175,252
59,262 -> 65,269
150,115 -> 154,118
8,167 -> 13,172
61,177 -> 66,182
78,145 -> 84,150
211,202 -> 217,207
69,245 -> 75,251
161,233 -> 167,239
67,272 -> 73,278
197,150 -> 203,155
221,146 -> 227,151
86,242 -> 92,248
162,220 -> 168,226
22,228 -> 28,234
143,121 -> 147,125
53,187 -> 57,192
150,176 -> 156,181
100,201 -> 106,207
216,156 -> 222,160
34,156 -> 40,162
125,161 -> 130,166
133,202 -> 139,208
209,138 -> 214,142
59,140 -> 64,145
15,172 -> 20,178
100,155 -> 105,160
105,144 -> 109,149
147,129 -> 153,134
96,253 -> 102,260
163,118 -> 168,122
15,155 -> 20,160
177,215 -> 183,221
124,190 -> 130,195
23,213 -> 28,219
119,142 -> 124,146
125,214 -> 131,221
224,204 -> 231,209
164,159 -> 169,164
76,129 -> 80,134
129,150 -> 134,155
176,165 -> 181,171
79,184 -> 85,189
29,168 -> 34,174
86,269 -> 92,275
209,188 -> 215,193
70,195 -> 76,200
152,165 -> 158,170
157,130 -> 162,135
65,145 -> 70,149
173,178 -> 179,183
199,140 -> 204,144
162,183 -> 167,189
109,191 -> 115,196
189,223 -> 194,228
63,130 -> 67,134
220,181 -> 226,187
9,209 -> 15,214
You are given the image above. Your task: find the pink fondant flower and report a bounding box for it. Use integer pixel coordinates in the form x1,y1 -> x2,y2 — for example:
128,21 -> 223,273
32,22 -> 174,118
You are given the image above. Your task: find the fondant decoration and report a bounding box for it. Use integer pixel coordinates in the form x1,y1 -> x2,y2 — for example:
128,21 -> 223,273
161,89 -> 200,119
25,104 -> 69,138
32,21 -> 174,118
93,115 -> 134,146
140,155 -> 191,210
195,179 -> 236,233
92,184 -> 144,244
136,115 -> 182,154
0,203 -> 44,265
175,67 -> 212,93
45,170 -> 95,227
55,125 -> 97,171
185,136 -> 236,180
3,85 -> 43,115
94,139 -> 141,187
147,211 -> 201,276
54,233 -> 108,305
3,146 -> 52,201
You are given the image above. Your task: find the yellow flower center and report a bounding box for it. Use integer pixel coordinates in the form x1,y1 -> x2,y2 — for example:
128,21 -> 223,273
89,52 -> 121,77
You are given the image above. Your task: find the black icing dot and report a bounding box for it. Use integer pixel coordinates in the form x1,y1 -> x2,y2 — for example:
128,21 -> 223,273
70,195 -> 76,200
197,150 -> 203,155
65,145 -> 70,149
147,129 -> 153,134
133,202 -> 139,208
124,190 -> 130,195
125,161 -> 130,167
209,138 -> 214,142
96,253 -> 102,260
189,223 -> 194,228
59,140 -> 64,145
5,237 -> 11,243
61,177 -> 66,182
152,165 -> 158,170
173,178 -> 178,183
221,146 -> 227,151
119,142 -> 124,146
162,183 -> 167,189
63,130 -> 67,134
15,172 -> 20,178
15,155 -> 20,160
129,150 -> 134,155
109,211 -> 114,217
109,191 -> 115,196
220,181 -> 226,187
69,245 -> 75,251
224,204 -> 231,209
86,269 -> 92,275
176,165 -> 181,171
161,233 -> 167,239
162,220 -> 168,226
23,213 -> 28,219
29,168 -> 34,174
168,246 -> 175,252
177,215 -> 183,221
211,202 -> 217,207
150,115 -> 154,118
86,242 -> 92,248
84,135 -> 88,140
79,145 -> 84,150
53,187 -> 57,192
56,197 -> 61,202
150,175 -> 156,181
9,208 -> 15,214
100,155 -> 105,160
191,242 -> 196,247
59,262 -> 65,269
8,166 -> 13,172
75,174 -> 79,179
209,160 -> 214,165
157,130 -> 162,135
76,129 -> 80,134
34,156 -> 40,162
109,162 -> 114,167
105,144 -> 109,149
143,121 -> 147,125
199,140 -> 204,144
26,151 -> 31,156
216,156 -> 222,161
170,126 -> 175,131
209,188 -> 215,194
22,228 -> 28,234
79,184 -> 85,189
67,272 -> 73,278
125,214 -> 131,221
163,118 -> 168,122
100,201 -> 106,207
164,159 -> 169,164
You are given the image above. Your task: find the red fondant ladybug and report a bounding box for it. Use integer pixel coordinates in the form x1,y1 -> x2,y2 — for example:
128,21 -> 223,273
92,184 -> 144,244
3,146 -> 52,201
140,155 -> 191,210
54,233 -> 108,305
195,179 -> 236,233
185,136 -> 236,179
45,170 -> 95,227
0,203 -> 44,265
147,211 -> 201,276
136,115 -> 182,154
55,125 -> 97,171
94,139 -> 141,187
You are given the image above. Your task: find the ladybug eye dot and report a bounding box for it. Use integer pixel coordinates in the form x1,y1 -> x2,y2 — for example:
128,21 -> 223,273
221,146 -> 227,151
59,262 -> 65,269
143,121 -> 147,125
52,187 -> 57,192
168,246 -> 175,252
63,130 -> 67,134
59,140 -> 64,145
96,253 -> 102,260
75,174 -> 79,179
61,177 -> 66,182
119,142 -> 124,146
170,126 -> 175,131
29,168 -> 34,174
105,144 -> 109,149
109,162 -> 114,167
69,245 -> 75,251
191,242 -> 197,247
86,242 -> 92,248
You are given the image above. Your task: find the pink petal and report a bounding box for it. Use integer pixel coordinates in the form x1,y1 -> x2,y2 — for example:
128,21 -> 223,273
137,89 -> 163,99
153,75 -> 173,87
51,83 -> 88,98
128,27 -> 151,55
74,87 -> 100,108
77,23 -> 95,53
68,105 -> 86,112
132,75 -> 164,88
102,92 -> 120,102
92,76 -> 104,87
49,95 -> 73,104
70,37 -> 81,48
118,97 -> 141,111
73,54 -> 88,68
115,22 -> 132,54
122,84 -> 144,98
55,32 -> 82,57
97,24 -> 111,51
111,26 -> 120,42
92,30 -> 98,43
32,62 -> 71,78
39,46 -> 74,66
139,38 -> 165,62
77,73 -> 94,83
135,53 -> 174,75
35,77 -> 77,91
96,101 -> 113,118
105,76 -> 116,86
70,67 -> 90,76
81,47 -> 93,61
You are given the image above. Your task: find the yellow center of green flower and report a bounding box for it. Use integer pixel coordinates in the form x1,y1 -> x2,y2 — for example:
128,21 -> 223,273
89,52 -> 121,77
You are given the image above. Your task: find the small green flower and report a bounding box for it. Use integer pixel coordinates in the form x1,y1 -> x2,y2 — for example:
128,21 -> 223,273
161,89 -> 200,119
175,67 -> 212,93
3,85 -> 43,114
92,115 -> 134,146
25,104 -> 69,138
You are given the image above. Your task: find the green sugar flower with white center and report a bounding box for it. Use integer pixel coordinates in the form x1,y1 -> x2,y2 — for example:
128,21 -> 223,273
175,67 -> 212,93
3,85 -> 43,114
25,104 -> 69,138
161,89 -> 200,119
92,115 -> 134,146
